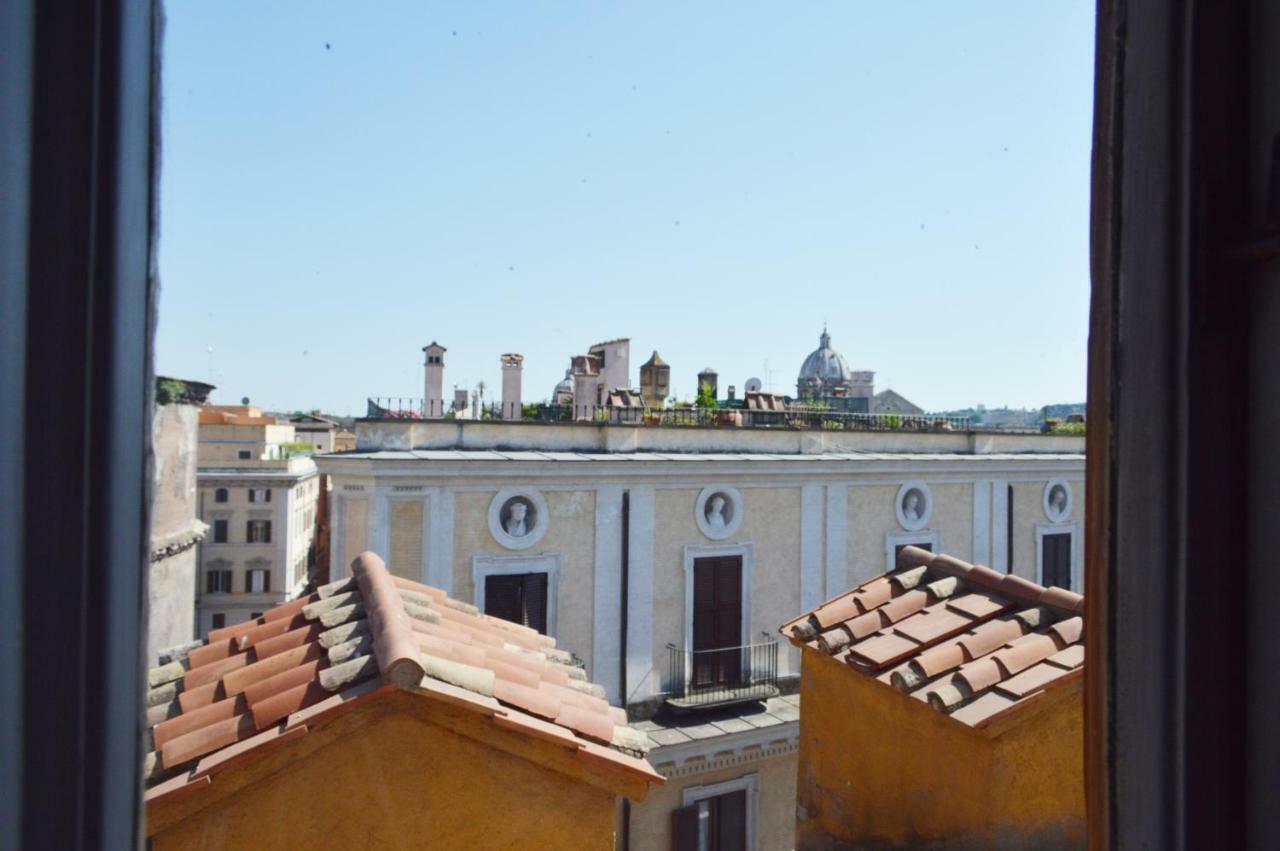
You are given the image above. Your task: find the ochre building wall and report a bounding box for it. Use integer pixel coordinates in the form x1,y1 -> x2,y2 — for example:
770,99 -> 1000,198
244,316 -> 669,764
149,693 -> 622,851
795,648 -> 1083,849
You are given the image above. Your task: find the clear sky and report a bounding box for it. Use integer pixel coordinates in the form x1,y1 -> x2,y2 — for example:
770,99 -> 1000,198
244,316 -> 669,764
156,2 -> 1096,416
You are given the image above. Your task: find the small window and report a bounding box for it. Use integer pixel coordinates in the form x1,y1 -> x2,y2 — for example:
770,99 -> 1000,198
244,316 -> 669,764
214,487 -> 228,503
250,612 -> 263,620
248,488 -> 271,503
246,520 -> 271,543
213,519 -> 228,543
238,449 -> 252,459
211,613 -> 226,630
672,788 -> 748,851
484,573 -> 549,634
246,568 -> 270,594
205,569 -> 233,593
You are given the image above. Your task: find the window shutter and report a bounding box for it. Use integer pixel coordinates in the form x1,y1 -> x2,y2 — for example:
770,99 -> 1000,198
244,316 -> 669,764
206,572 -> 216,593
264,489 -> 271,502
522,572 -> 548,634
263,569 -> 270,593
671,803 -> 701,851
714,789 -> 748,851
485,575 -> 522,625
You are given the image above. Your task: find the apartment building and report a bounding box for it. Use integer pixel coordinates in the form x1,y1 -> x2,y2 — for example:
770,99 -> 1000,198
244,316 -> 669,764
194,406 -> 320,634
316,410 -> 1084,850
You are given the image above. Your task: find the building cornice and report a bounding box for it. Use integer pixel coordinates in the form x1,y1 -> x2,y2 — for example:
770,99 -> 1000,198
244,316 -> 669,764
647,720 -> 800,779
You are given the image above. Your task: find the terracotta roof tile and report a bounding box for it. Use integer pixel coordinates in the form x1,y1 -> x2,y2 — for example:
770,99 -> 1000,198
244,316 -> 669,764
782,545 -> 1085,728
145,552 -> 659,804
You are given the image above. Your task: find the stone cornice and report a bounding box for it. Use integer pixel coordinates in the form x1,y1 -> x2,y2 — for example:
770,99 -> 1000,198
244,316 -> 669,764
648,720 -> 800,779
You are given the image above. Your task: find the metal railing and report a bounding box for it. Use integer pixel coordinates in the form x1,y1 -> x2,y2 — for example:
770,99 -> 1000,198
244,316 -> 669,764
364,398 -> 969,433
665,640 -> 779,708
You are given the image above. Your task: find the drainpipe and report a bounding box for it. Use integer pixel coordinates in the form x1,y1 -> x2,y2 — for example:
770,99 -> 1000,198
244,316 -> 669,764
620,490 -> 630,708
619,490 -> 634,851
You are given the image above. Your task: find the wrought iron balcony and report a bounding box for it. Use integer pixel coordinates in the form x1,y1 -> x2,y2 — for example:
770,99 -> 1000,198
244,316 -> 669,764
664,640 -> 780,711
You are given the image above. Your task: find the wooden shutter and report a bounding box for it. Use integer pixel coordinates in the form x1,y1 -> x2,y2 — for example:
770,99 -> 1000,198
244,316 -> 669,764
521,572 -> 548,634
712,789 -> 747,851
485,574 -> 522,624
692,557 -> 743,688
671,802 -> 701,851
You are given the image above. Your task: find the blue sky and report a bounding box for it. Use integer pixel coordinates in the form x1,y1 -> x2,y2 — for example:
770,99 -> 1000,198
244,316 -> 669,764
156,2 -> 1095,415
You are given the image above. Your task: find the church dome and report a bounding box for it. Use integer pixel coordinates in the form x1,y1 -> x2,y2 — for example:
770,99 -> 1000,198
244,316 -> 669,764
798,329 -> 850,383
552,369 -> 574,403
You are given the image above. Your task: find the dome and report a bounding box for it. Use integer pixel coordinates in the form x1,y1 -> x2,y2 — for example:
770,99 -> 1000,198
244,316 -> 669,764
798,329 -> 850,383
552,368 -> 574,402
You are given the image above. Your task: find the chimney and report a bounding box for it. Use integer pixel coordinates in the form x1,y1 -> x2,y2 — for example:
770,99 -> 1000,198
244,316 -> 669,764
727,385 -> 736,402
422,342 -> 447,418
501,353 -> 524,420
570,355 -> 600,422
452,387 -> 468,415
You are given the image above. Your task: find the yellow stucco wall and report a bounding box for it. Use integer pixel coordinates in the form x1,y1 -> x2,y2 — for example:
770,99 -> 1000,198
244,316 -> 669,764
795,648 -> 1084,849
342,498 -> 367,568
629,752 -> 798,851
150,691 -> 623,850
846,485 -> 899,584
651,487 -> 802,677
452,489 -> 597,669
389,498 -> 424,580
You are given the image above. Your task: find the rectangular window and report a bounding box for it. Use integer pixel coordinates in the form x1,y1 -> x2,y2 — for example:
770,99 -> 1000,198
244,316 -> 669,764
246,520 -> 271,543
213,519 -> 228,543
1042,532 -> 1073,590
205,569 -> 232,593
248,488 -> 271,503
672,788 -> 748,851
237,449 -> 251,459
246,568 -> 270,594
211,613 -> 226,630
484,573 -> 549,634
691,556 -> 743,689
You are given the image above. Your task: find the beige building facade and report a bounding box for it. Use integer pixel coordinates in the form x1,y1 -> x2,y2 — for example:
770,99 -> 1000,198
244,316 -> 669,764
195,407 -> 320,634
317,419 -> 1084,850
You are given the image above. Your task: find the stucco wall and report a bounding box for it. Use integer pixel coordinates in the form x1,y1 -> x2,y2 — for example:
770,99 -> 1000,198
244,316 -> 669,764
629,752 -> 798,851
149,693 -> 622,850
147,549 -> 197,662
149,402 -> 202,659
847,485 -> 899,585
795,648 -> 1083,849
389,499 -> 424,580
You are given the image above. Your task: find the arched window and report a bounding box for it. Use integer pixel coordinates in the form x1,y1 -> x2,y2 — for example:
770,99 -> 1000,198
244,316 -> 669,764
214,487 -> 228,503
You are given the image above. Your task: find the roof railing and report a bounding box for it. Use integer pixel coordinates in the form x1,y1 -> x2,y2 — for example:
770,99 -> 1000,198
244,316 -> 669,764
363,398 -> 970,433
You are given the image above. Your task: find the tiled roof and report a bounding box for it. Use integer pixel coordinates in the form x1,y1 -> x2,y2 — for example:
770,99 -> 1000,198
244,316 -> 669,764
145,552 -> 658,805
781,546 -> 1085,728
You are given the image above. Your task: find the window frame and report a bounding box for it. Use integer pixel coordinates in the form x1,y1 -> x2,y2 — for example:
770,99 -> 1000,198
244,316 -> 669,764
472,553 -> 559,639
678,772 -> 759,851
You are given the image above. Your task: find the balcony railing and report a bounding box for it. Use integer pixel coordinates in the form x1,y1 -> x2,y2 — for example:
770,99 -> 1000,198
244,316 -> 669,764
364,397 -> 970,433
664,640 -> 780,710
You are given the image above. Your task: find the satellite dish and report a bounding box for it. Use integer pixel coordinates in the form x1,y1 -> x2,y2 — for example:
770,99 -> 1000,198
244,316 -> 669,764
744,377 -> 763,393
241,396 -> 250,405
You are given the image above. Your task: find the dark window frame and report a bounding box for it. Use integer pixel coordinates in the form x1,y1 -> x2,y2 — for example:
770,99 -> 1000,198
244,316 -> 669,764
483,572 -> 549,634
214,487 -> 228,503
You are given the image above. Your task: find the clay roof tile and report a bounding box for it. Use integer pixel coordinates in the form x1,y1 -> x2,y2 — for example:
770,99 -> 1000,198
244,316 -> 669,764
782,547 -> 1086,730
145,551 -> 658,801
